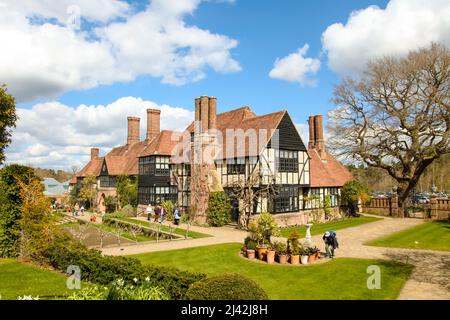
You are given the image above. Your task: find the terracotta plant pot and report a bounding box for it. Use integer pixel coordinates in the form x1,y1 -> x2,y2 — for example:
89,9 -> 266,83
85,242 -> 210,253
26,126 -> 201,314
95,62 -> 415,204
290,255 -> 300,265
301,255 -> 309,265
246,249 -> 255,259
256,247 -> 268,260
278,254 -> 288,264
266,250 -> 276,264
308,254 -> 316,263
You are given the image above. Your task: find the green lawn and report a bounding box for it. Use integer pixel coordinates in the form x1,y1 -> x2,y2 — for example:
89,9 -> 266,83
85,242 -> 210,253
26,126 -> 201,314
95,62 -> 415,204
280,216 -> 383,237
116,217 -> 211,239
61,221 -> 156,242
0,259 -> 80,300
366,220 -> 450,252
133,243 -> 412,300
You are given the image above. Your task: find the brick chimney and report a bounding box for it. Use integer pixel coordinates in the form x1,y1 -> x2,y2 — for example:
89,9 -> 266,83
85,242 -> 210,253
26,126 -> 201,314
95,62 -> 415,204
200,96 -> 209,133
194,96 -> 217,133
314,114 -> 326,159
90,148 -> 99,160
308,115 -> 315,149
208,97 -> 217,130
146,109 -> 160,141
127,116 -> 140,145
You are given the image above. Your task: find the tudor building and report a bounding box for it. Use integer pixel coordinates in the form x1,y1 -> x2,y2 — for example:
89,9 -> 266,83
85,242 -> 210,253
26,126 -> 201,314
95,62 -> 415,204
73,96 -> 353,225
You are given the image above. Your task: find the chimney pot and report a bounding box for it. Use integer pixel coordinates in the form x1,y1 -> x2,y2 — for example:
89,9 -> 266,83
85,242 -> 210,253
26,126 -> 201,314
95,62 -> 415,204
146,109 -> 161,140
127,116 -> 140,145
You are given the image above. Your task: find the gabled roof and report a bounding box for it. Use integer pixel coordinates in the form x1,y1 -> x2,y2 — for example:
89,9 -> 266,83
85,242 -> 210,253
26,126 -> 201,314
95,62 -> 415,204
186,107 -> 286,159
76,157 -> 104,178
139,130 -> 183,158
103,140 -> 149,175
309,148 -> 354,187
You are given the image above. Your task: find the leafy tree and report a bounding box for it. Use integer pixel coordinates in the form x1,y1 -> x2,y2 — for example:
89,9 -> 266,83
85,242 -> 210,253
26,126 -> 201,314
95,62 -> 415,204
328,43 -> 450,216
116,175 -> 138,208
104,195 -> 118,213
17,177 -> 54,261
341,180 -> 370,216
79,175 -> 98,210
0,85 -> 17,164
0,165 -> 37,257
206,192 -> 232,227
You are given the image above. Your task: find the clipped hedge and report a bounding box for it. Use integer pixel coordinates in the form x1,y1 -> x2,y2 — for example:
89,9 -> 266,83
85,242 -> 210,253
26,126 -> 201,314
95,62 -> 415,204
185,273 -> 268,300
43,234 -> 205,299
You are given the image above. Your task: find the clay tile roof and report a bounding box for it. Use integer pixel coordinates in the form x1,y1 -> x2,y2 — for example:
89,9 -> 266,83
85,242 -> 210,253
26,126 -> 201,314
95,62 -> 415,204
69,176 -> 77,184
76,157 -> 104,178
104,140 -> 149,175
309,148 -> 354,187
139,130 -> 183,158
185,107 -> 285,159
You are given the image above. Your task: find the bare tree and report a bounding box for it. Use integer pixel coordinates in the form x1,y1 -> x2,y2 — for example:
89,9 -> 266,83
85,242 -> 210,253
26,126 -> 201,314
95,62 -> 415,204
228,156 -> 277,229
128,224 -> 141,244
328,43 -> 450,216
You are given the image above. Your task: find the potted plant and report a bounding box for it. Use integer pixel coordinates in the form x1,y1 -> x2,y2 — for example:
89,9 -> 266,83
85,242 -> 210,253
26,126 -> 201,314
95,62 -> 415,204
246,240 -> 257,259
266,245 -> 276,264
300,246 -> 310,265
272,241 -> 288,264
308,246 -> 321,263
253,213 -> 280,260
289,245 -> 300,265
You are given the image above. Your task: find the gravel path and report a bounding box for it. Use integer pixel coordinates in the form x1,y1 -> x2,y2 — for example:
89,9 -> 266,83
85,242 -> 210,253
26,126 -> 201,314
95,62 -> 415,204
70,213 -> 450,300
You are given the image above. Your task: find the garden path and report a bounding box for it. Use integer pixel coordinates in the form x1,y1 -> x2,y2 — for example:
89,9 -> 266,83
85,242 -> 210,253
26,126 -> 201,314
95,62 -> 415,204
88,213 -> 449,300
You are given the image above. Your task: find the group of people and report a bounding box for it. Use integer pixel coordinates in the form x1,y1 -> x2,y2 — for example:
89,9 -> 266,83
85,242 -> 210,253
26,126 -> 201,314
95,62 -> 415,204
145,204 -> 182,225
322,230 -> 339,258
71,203 -> 85,217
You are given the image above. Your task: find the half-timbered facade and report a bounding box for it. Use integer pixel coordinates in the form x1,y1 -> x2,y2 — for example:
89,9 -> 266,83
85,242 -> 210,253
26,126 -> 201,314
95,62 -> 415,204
73,95 -> 353,225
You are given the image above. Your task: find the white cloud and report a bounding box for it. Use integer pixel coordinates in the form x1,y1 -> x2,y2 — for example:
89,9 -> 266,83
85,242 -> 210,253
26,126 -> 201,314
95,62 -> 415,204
0,0 -> 241,102
4,97 -> 195,170
269,44 -> 321,86
322,0 -> 450,76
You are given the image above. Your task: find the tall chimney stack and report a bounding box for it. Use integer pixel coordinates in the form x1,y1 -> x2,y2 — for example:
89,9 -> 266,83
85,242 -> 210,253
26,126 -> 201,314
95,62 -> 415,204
90,148 -> 99,160
308,115 -> 315,149
146,109 -> 160,141
200,96 -> 209,133
208,97 -> 217,130
127,116 -> 140,145
314,115 -> 326,159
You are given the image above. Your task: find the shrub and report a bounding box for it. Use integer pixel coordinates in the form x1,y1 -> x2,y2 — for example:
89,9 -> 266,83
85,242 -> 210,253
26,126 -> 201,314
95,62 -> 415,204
255,212 -> 280,245
161,201 -> 175,221
272,241 -> 287,255
42,234 -> 205,299
287,231 -> 301,255
206,192 -> 232,227
0,165 -> 39,258
341,180 -> 370,216
185,273 -> 268,300
121,204 -> 136,217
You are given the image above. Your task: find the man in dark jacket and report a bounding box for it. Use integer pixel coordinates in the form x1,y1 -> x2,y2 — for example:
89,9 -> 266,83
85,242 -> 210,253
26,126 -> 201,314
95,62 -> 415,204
323,231 -> 339,258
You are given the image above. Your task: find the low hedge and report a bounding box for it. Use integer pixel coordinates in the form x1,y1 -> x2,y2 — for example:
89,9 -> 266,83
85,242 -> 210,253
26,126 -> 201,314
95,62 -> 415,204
185,273 -> 268,300
43,234 -> 205,299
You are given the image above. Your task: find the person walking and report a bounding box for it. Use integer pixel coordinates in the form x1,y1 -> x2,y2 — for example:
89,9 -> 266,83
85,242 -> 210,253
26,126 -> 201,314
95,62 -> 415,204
174,206 -> 181,225
154,205 -> 160,223
80,205 -> 85,216
74,203 -> 80,216
146,204 -> 153,221
160,205 -> 165,224
323,231 -> 339,258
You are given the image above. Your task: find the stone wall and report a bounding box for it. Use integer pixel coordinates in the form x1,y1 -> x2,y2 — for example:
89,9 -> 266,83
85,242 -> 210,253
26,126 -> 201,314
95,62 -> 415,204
251,207 -> 342,228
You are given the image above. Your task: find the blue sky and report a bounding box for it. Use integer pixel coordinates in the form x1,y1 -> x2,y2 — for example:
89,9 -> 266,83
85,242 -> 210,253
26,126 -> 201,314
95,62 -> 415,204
56,0 -> 388,123
2,0 -> 448,169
